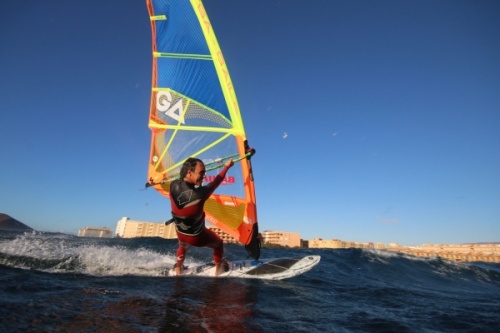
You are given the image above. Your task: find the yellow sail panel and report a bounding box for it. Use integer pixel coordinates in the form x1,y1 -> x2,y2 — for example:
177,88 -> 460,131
145,0 -> 259,257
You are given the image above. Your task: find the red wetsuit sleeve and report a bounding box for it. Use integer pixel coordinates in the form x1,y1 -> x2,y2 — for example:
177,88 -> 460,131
204,164 -> 231,196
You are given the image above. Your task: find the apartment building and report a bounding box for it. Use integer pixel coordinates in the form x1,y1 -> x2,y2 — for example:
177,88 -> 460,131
115,217 -> 243,242
115,217 -> 177,239
207,226 -> 238,243
260,230 -> 301,248
78,227 -> 112,238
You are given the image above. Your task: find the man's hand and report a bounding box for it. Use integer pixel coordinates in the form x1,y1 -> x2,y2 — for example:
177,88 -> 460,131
225,159 -> 234,168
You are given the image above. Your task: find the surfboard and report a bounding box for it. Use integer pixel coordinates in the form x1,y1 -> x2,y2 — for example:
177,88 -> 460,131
164,255 -> 321,280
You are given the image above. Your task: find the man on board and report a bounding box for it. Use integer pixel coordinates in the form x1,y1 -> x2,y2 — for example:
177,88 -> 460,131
169,157 -> 234,276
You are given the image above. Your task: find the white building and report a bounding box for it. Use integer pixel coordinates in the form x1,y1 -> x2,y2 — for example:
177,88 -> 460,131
78,227 -> 112,238
115,217 -> 177,239
261,230 -> 301,247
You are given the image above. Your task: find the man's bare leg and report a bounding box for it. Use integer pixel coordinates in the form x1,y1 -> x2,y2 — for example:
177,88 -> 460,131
215,259 -> 228,276
175,262 -> 184,275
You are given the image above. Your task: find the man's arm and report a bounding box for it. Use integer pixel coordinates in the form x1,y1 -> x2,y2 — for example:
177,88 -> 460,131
205,159 -> 234,196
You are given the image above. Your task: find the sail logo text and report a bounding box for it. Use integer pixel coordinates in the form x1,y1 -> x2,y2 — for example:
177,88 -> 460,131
204,175 -> 235,185
156,91 -> 185,124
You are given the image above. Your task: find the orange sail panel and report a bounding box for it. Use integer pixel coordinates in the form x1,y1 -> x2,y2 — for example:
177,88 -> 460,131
145,0 -> 259,257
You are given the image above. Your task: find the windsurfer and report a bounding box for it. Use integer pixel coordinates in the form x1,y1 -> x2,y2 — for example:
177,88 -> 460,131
169,157 -> 234,276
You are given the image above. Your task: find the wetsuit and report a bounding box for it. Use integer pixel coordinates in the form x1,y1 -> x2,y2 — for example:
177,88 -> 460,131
169,164 -> 231,267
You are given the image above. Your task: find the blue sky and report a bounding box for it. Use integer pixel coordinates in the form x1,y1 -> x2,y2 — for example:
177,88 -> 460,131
1,0 -> 499,246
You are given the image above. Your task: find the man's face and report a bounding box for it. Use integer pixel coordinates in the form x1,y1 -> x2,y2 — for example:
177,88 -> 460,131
187,162 -> 206,186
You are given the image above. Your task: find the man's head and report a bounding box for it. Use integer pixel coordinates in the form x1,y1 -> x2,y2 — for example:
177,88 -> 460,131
180,157 -> 205,186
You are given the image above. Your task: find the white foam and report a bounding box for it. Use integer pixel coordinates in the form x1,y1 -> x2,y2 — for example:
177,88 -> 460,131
0,232 -> 179,277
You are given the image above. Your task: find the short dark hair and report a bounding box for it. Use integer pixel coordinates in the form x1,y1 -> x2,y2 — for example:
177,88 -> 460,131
179,157 -> 203,179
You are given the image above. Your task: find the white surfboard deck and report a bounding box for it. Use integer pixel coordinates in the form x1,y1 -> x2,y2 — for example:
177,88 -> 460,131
165,255 -> 320,280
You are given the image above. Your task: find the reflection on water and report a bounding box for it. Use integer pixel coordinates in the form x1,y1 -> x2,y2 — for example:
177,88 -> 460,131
161,278 -> 260,332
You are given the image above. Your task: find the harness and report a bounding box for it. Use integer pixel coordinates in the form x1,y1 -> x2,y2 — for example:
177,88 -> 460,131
166,212 -> 205,236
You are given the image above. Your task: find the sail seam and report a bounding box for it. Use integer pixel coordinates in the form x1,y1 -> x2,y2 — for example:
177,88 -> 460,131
149,124 -> 234,134
154,52 -> 212,60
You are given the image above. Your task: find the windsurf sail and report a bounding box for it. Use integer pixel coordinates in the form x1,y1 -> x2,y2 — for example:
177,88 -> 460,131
145,0 -> 260,259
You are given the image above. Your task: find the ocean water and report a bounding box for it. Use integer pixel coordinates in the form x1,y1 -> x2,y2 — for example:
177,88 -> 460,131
1,231 -> 499,333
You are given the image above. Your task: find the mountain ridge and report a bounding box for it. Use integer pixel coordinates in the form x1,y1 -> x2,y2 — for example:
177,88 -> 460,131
0,213 -> 34,231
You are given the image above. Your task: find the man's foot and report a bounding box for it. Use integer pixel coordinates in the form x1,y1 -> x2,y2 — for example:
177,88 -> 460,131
215,258 -> 229,276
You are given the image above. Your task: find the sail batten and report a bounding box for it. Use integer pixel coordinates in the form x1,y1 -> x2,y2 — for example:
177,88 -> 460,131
145,0 -> 260,259
154,52 -> 212,60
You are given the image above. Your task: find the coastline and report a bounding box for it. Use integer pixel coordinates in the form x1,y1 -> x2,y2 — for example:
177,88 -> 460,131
309,238 -> 500,263
386,243 -> 500,263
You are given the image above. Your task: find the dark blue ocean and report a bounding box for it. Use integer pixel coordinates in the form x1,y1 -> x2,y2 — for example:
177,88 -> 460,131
1,231 -> 499,332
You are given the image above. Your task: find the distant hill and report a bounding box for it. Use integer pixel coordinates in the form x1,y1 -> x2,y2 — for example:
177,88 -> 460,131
0,213 -> 34,231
